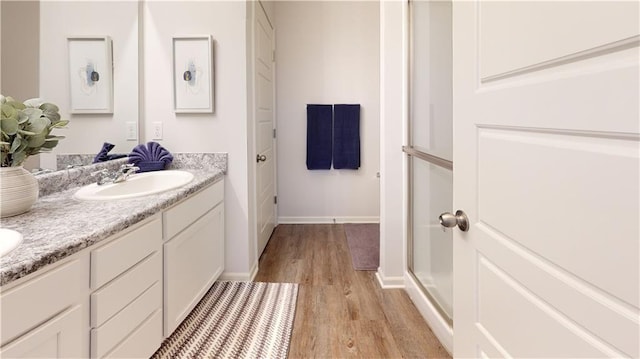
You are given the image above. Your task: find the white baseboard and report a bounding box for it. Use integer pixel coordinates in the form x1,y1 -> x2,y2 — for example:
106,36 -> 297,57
404,272 -> 453,355
278,216 -> 380,224
218,272 -> 251,281
375,271 -> 405,288
219,261 -> 259,282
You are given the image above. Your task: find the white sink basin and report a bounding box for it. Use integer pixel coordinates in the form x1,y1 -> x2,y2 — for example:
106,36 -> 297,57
0,228 -> 23,257
74,170 -> 194,201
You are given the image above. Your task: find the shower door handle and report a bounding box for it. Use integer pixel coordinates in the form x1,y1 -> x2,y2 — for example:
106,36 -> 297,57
439,210 -> 469,232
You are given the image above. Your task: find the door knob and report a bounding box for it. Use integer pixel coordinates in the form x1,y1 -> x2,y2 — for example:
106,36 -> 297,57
439,210 -> 469,232
256,154 -> 267,162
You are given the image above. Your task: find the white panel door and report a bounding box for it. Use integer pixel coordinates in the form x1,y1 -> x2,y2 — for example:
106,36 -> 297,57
255,2 -> 276,257
453,1 -> 639,358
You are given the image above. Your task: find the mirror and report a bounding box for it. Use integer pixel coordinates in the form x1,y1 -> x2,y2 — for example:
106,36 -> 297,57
0,1 -> 140,171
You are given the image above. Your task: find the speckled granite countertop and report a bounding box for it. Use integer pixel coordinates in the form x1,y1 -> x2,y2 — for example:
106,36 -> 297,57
0,153 -> 227,286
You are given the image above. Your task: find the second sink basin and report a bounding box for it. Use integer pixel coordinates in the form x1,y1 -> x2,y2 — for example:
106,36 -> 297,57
0,228 -> 23,257
74,170 -> 194,201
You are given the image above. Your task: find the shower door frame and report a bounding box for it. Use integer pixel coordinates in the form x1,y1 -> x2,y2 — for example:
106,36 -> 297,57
404,0 -> 454,328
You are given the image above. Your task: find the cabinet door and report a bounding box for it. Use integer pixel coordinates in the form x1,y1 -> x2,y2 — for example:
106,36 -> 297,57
164,203 -> 224,336
1,258 -> 87,346
0,305 -> 84,358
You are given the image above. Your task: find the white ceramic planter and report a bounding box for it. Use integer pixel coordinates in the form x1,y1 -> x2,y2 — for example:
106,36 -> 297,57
0,166 -> 39,218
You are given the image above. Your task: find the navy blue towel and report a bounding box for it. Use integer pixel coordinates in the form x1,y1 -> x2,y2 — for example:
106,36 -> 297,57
93,142 -> 127,163
128,141 -> 174,172
333,104 -> 360,169
306,104 -> 333,170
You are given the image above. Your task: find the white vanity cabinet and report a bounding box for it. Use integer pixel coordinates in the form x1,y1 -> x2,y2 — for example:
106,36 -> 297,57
163,180 -> 224,336
0,256 -> 90,358
0,178 -> 225,358
89,215 -> 163,359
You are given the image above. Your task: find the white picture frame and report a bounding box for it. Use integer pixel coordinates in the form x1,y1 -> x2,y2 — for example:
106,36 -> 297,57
172,36 -> 214,113
67,36 -> 113,114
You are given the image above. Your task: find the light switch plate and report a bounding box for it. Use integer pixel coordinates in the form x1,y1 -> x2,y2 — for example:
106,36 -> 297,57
126,122 -> 137,141
152,122 -> 163,140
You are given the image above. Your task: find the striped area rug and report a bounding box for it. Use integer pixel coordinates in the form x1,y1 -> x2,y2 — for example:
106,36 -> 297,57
152,281 -> 299,359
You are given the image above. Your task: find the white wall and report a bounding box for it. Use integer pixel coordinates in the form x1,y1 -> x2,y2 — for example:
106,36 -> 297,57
143,1 -> 253,277
39,1 -> 139,161
378,0 -> 408,287
275,1 -> 381,224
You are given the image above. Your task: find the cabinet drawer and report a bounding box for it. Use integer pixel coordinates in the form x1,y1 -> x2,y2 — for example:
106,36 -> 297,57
91,252 -> 161,328
105,309 -> 162,359
0,257 -> 87,346
91,216 -> 161,290
90,282 -> 161,359
163,180 -> 223,239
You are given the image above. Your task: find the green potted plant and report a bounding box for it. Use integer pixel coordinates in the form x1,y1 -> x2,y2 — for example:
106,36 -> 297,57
0,95 -> 68,217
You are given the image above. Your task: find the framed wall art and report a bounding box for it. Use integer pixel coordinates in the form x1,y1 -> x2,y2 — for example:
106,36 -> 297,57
172,35 -> 214,113
67,36 -> 113,114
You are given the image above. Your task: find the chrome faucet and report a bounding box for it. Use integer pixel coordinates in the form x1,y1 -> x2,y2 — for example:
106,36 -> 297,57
113,164 -> 140,183
31,168 -> 54,175
91,164 -> 140,185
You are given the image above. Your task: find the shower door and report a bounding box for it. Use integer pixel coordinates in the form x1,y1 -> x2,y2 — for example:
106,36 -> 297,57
406,0 -> 453,324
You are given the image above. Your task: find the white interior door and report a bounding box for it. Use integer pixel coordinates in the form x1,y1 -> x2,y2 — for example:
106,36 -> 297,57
453,1 -> 639,357
255,2 -> 276,257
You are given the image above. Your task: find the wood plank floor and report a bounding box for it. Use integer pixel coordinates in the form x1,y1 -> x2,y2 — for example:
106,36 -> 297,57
254,224 -> 451,359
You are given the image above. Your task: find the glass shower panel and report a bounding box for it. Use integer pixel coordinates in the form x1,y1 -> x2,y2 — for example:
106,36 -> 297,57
410,0 -> 453,162
411,157 -> 453,320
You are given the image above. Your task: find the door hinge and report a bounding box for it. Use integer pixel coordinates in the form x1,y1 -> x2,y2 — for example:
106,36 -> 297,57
273,128 -> 276,138
274,195 -> 277,204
